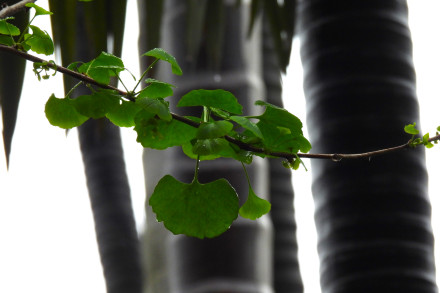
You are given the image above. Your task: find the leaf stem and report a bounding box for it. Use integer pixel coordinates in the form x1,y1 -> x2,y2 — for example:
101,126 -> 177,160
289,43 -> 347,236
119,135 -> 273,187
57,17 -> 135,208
193,155 -> 201,183
132,58 -> 159,93
241,162 -> 252,189
65,81 -> 82,98
115,70 -> 129,93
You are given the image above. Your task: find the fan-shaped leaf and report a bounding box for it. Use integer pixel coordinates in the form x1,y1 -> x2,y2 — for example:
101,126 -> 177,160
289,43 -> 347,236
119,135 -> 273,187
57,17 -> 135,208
178,89 -> 242,115
45,94 -> 88,129
143,48 -> 182,75
150,175 -> 239,238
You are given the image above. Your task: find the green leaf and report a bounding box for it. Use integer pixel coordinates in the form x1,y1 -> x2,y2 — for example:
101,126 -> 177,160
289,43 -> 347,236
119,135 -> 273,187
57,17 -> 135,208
45,94 -> 88,129
182,142 -> 222,161
255,100 -> 302,134
230,116 -> 263,138
192,138 -> 231,156
66,61 -> 82,72
89,51 -> 124,71
404,123 -> 419,135
255,100 -> 311,153
138,80 -> 174,99
143,48 -> 183,75
149,175 -> 239,238
437,126 -> 440,132
182,140 -> 252,163
106,100 -> 142,127
26,3 -> 53,16
0,19 -> 20,36
135,97 -> 172,121
239,187 -> 271,220
178,89 -> 243,115
24,25 -> 54,55
72,91 -> 120,119
0,35 -> 14,46
257,120 -> 310,153
196,120 -> 233,139
210,107 -> 231,119
134,110 -> 197,149
78,52 -> 125,84
423,132 -> 434,148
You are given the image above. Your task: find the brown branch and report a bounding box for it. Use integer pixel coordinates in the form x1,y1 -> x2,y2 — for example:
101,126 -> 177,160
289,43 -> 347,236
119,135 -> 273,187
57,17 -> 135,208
1,44 -> 438,162
0,44 -> 130,98
428,134 -> 440,143
0,0 -> 36,19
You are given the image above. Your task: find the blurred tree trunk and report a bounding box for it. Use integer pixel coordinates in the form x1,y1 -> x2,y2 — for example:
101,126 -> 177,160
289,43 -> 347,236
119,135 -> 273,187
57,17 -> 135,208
138,0 -> 301,292
0,0 -> 28,166
297,1 -> 437,292
262,15 -> 304,293
138,1 -> 304,292
48,1 -> 143,293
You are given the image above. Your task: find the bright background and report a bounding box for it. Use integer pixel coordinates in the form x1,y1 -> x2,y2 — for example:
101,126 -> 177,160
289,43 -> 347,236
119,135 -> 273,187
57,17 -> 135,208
0,1 -> 438,292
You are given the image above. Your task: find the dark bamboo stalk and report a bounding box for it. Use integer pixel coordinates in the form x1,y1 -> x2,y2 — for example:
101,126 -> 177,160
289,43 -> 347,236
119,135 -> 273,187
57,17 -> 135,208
297,1 -> 437,292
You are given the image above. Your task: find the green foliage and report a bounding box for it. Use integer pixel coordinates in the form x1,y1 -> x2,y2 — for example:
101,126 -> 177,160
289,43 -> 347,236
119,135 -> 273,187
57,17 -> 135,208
23,25 -> 54,55
45,94 -> 89,128
178,89 -> 243,115
239,187 -> 271,220
238,163 -> 271,220
405,123 -> 439,148
77,52 -> 125,85
149,174 -> 239,239
38,46 -> 311,237
1,0 -> 439,240
404,123 -> 419,135
25,3 -> 53,16
134,111 -> 197,149
105,100 -> 141,127
0,4 -> 54,56
0,18 -> 20,36
138,79 -> 174,99
196,120 -> 233,139
73,90 -> 120,119
143,48 -> 182,75
135,97 -> 171,121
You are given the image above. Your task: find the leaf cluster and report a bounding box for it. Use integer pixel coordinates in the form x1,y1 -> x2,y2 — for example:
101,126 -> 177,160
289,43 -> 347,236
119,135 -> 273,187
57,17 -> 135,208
0,4 -> 54,55
404,123 -> 440,149
9,4 -> 439,240
41,44 -> 310,238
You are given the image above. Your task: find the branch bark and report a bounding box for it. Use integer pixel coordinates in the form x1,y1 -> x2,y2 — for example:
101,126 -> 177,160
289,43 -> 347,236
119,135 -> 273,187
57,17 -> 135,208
0,0 -> 35,19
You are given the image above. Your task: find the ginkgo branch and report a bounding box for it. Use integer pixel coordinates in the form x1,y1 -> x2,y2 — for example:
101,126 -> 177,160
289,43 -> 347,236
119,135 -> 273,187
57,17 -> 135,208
0,44 -> 438,162
0,44 -> 129,97
0,0 -> 36,19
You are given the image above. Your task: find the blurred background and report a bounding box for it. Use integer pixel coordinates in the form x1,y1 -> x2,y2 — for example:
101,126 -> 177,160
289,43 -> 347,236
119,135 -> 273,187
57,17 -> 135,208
0,1 -> 439,292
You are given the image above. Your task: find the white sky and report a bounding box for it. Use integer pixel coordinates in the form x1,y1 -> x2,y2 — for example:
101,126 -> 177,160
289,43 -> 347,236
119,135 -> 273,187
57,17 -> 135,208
0,1 -> 439,292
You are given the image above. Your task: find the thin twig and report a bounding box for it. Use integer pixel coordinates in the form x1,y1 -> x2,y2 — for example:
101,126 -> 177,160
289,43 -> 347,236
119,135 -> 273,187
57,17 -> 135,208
0,44 -> 438,162
0,0 -> 36,19
0,44 -> 130,98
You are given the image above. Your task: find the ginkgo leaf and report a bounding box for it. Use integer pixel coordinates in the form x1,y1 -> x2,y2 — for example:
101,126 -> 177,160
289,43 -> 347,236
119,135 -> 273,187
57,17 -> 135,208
0,18 -> 20,36
45,94 -> 88,129
143,48 -> 183,75
196,120 -> 233,139
239,187 -> 271,220
26,3 -> 53,16
178,89 -> 242,115
404,123 -> 419,135
24,25 -> 54,55
149,175 -> 239,238
106,100 -> 142,127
